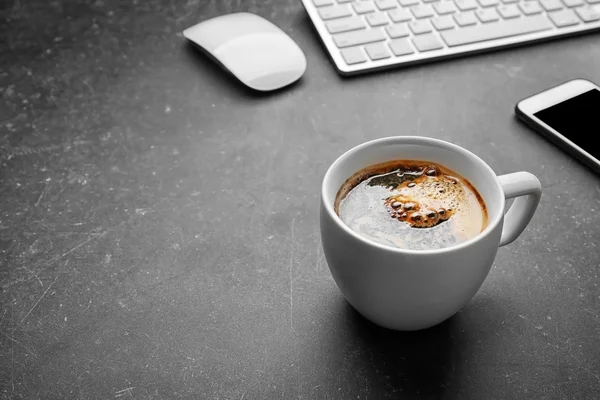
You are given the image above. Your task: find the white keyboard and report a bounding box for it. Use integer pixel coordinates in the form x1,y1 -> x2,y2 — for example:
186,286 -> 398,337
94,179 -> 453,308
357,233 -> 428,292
300,0 -> 600,74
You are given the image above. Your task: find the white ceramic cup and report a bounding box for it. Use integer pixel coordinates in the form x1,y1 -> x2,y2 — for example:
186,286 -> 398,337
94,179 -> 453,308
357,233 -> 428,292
320,136 -> 542,331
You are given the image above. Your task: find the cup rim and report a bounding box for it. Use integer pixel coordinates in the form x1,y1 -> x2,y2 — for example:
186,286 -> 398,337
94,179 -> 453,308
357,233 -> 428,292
321,136 -> 506,255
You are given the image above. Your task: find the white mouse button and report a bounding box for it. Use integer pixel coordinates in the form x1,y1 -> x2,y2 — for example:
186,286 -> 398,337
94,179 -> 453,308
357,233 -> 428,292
183,13 -> 281,54
215,34 -> 306,91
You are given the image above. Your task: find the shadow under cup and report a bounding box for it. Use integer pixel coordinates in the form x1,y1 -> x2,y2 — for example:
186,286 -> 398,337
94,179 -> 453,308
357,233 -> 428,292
320,136 -> 507,331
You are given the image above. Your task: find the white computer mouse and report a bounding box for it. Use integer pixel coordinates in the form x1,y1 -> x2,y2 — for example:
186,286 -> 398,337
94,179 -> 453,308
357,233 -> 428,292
183,12 -> 307,92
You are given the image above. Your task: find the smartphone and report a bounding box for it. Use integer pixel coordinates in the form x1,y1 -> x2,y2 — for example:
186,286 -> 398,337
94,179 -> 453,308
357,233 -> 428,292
515,78 -> 600,175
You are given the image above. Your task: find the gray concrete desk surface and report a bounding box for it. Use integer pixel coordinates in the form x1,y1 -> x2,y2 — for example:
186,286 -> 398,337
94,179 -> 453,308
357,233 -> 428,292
1,0 -> 600,399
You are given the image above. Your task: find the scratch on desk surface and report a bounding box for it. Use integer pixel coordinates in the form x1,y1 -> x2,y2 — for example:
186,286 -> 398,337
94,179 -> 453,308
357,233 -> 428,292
289,217 -> 295,331
0,144 -> 63,161
20,275 -> 58,325
61,231 -> 105,258
583,309 -> 599,320
115,387 -> 135,397
567,339 -> 600,382
309,117 -> 320,137
0,330 -> 37,358
20,266 -> 43,287
35,182 -> 50,206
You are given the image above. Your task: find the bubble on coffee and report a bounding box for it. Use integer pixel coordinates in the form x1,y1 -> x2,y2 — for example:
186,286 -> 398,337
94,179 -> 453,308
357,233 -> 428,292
335,160 -> 488,251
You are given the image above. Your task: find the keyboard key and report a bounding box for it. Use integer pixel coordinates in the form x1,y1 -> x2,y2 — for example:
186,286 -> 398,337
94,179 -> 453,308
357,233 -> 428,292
476,8 -> 500,21
389,38 -> 416,55
434,2 -> 457,13
386,23 -> 411,37
319,5 -> 353,20
548,8 -> 580,25
455,0 -> 478,10
519,1 -> 544,14
412,33 -> 444,50
441,15 -> 553,46
423,0 -> 440,3
365,42 -> 392,59
409,19 -> 434,33
540,0 -> 564,10
575,5 -> 600,21
399,0 -> 420,6
587,0 -> 600,4
501,0 -> 520,3
562,0 -> 584,6
411,4 -> 436,17
498,4 -> 521,18
326,17 -> 367,33
432,15 -> 456,29
389,8 -> 413,21
353,2 -> 376,13
340,47 -> 368,64
375,0 -> 399,9
478,0 -> 500,6
366,12 -> 391,25
333,28 -> 386,47
337,0 -> 354,3
314,0 -> 334,6
454,10 -> 478,25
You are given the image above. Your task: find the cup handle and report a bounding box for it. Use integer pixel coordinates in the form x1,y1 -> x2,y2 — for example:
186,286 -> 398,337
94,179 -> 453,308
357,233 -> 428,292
498,172 -> 542,247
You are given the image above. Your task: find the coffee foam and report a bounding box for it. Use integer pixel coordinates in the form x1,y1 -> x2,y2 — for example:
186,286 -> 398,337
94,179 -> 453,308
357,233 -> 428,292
336,161 -> 487,251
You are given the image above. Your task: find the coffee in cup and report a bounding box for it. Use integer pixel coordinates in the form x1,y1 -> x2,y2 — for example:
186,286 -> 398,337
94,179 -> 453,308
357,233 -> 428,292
335,160 -> 488,251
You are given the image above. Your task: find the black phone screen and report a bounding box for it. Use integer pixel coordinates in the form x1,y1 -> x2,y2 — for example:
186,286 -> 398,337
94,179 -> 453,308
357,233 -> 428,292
534,88 -> 600,160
